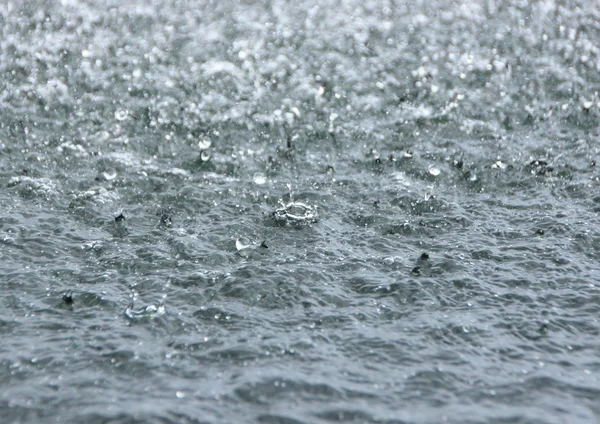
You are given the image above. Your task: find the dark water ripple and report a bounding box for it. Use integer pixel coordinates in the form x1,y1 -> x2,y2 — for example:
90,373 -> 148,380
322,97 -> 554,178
1,0 -> 600,423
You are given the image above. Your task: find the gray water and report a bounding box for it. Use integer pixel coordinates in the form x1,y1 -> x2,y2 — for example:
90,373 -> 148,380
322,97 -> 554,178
1,0 -> 599,423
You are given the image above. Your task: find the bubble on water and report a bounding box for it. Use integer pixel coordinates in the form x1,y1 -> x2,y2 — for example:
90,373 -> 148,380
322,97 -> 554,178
235,237 -> 251,251
428,166 -> 441,176
253,173 -> 266,185
491,161 -> 507,169
102,169 -> 117,180
582,99 -> 593,109
8,176 -> 58,198
94,130 -> 112,143
200,150 -> 211,161
114,109 -> 129,121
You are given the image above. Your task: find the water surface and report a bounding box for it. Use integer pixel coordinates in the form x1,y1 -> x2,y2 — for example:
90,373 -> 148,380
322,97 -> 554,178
1,0 -> 599,423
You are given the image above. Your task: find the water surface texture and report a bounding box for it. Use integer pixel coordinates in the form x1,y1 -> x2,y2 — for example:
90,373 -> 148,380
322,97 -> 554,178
1,0 -> 600,423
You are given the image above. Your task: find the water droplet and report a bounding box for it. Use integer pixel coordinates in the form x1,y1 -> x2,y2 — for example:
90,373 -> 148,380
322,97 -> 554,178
176,391 -> 186,398
200,150 -> 210,161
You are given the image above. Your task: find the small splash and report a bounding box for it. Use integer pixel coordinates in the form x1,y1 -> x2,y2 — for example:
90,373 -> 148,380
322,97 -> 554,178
125,301 -> 166,320
200,150 -> 211,161
198,139 -> 212,149
235,237 -> 251,251
8,176 -> 58,199
114,109 -> 129,121
96,168 -> 117,181
235,237 -> 269,258
491,161 -> 507,170
72,186 -> 118,205
271,200 -> 318,226
253,173 -> 267,185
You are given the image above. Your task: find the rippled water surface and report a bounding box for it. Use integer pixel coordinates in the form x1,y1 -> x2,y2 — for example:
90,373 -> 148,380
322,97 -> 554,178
1,0 -> 600,422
